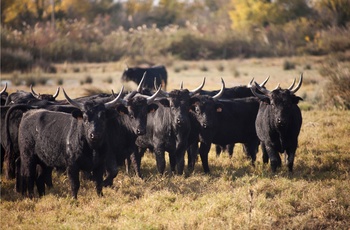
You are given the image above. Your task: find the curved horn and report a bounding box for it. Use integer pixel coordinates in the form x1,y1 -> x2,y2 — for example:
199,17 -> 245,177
0,83 -> 7,94
212,78 -> 225,100
247,78 -> 254,88
287,78 -> 296,90
62,88 -> 83,110
290,73 -> 303,94
147,85 -> 162,104
250,85 -> 269,100
137,72 -> 147,93
254,81 -> 270,95
180,81 -> 183,90
259,76 -> 270,87
30,84 -> 40,98
52,87 -> 60,99
273,83 -> 281,90
189,77 -> 206,95
105,85 -> 124,108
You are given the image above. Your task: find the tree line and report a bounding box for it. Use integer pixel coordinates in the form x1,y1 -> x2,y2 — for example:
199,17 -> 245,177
1,0 -> 350,70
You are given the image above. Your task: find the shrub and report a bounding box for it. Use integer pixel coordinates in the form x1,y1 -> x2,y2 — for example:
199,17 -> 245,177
57,78 -> 64,85
84,75 -> 93,84
1,48 -> 33,72
217,64 -> 225,72
199,64 -> 209,72
320,63 -> 350,110
283,60 -> 296,70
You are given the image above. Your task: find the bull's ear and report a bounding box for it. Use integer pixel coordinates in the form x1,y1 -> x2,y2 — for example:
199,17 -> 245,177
71,109 -> 83,119
292,96 -> 303,104
147,104 -> 159,113
215,103 -> 223,113
117,105 -> 128,115
158,98 -> 170,107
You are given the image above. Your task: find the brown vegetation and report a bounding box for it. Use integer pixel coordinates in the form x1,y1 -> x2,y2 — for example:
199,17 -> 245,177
1,57 -> 350,229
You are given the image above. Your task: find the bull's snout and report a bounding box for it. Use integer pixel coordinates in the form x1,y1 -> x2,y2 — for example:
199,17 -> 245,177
203,123 -> 207,129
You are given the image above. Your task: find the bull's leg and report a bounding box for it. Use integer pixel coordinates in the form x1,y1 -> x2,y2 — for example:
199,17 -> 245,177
154,149 -> 166,175
265,145 -> 281,172
93,165 -> 104,197
20,153 -> 35,198
261,142 -> 269,164
215,145 -> 222,157
175,150 -> 185,175
45,167 -> 53,189
67,165 -> 80,199
227,144 -> 234,158
187,143 -> 198,172
103,152 -> 118,187
169,152 -> 176,174
130,149 -> 142,178
243,141 -> 258,166
36,164 -> 46,197
286,147 -> 296,173
199,142 -> 211,174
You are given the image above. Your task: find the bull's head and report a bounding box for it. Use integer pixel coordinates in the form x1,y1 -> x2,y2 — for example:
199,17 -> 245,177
117,84 -> 161,136
190,78 -> 225,131
250,74 -> 303,129
63,86 -> 123,148
30,85 -> 60,101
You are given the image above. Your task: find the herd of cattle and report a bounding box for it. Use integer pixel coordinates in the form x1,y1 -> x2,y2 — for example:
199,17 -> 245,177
0,65 -> 303,199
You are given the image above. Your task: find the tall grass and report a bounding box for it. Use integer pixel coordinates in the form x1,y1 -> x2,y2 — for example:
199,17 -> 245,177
1,110 -> 349,229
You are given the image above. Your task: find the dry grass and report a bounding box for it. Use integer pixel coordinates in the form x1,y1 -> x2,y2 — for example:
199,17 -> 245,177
1,57 -> 350,229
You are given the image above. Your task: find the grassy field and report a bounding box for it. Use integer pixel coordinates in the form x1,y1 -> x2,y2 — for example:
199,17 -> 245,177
1,56 -> 350,229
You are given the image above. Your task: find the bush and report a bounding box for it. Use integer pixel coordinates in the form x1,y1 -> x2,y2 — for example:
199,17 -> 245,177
283,60 -> 296,70
1,48 -> 33,72
320,63 -> 350,110
57,78 -> 64,85
84,75 -> 93,84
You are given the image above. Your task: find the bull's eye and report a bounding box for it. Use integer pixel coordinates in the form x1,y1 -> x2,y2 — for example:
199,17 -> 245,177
130,114 -> 135,119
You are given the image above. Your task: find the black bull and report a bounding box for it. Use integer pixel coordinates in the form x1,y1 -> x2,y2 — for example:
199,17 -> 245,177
188,94 -> 260,173
250,74 -> 303,172
17,89 -> 123,199
121,65 -> 168,91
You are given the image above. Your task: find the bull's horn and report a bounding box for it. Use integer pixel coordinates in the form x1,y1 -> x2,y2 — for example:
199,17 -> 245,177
62,88 -> 83,110
105,85 -> 124,108
147,85 -> 162,104
254,81 -> 270,95
180,81 -> 183,90
137,72 -> 147,93
0,83 -> 7,94
250,84 -> 269,100
290,73 -> 303,94
287,78 -> 296,90
189,77 -> 206,95
30,85 -> 40,99
259,76 -> 270,87
247,78 -> 254,88
212,78 -> 225,100
273,83 -> 281,90
53,87 -> 60,99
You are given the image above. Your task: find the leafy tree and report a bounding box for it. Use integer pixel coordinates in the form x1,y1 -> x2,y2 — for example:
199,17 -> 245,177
315,0 -> 350,27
